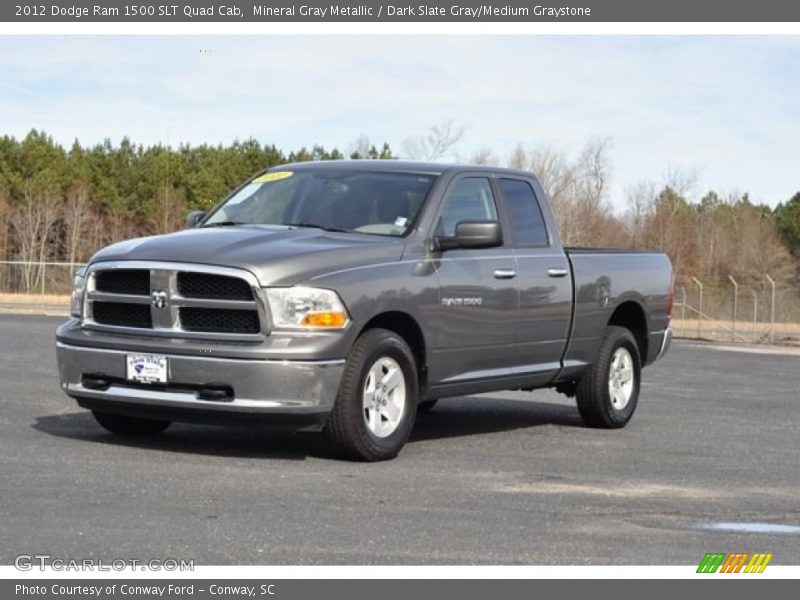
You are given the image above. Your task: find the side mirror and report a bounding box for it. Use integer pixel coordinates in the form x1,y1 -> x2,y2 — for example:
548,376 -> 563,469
185,210 -> 207,228
436,220 -> 503,251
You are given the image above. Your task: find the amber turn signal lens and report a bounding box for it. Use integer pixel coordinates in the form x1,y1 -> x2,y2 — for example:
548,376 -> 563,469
300,311 -> 348,328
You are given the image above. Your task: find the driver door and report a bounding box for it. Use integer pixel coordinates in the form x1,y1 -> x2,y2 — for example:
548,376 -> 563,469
426,175 -> 520,386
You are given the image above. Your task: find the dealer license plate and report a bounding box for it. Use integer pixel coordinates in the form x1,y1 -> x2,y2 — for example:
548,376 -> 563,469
126,354 -> 168,384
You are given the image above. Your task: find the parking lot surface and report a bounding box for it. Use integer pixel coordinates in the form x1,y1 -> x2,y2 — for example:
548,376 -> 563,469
1,314 -> 798,564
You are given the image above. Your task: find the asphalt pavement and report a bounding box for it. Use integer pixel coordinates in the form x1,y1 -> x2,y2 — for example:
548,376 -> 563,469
1,314 -> 799,565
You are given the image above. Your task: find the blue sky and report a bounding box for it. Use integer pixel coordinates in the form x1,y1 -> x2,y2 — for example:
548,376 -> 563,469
1,35 -> 798,208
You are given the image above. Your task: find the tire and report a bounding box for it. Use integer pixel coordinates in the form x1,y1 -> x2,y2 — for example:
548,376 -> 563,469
92,410 -> 171,436
417,399 -> 438,413
575,325 -> 641,429
325,328 -> 418,461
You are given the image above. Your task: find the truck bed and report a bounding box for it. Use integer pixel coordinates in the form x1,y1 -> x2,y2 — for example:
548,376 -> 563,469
561,246 -> 673,373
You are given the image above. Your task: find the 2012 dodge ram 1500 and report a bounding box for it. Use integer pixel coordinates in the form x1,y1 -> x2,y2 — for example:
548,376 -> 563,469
56,161 -> 673,460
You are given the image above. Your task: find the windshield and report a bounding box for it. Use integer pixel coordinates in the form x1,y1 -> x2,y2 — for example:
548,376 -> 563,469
203,169 -> 437,236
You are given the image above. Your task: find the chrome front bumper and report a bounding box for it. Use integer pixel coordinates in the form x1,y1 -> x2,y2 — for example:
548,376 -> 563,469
56,342 -> 344,430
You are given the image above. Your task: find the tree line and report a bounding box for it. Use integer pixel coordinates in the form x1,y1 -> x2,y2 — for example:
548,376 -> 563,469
0,128 -> 797,290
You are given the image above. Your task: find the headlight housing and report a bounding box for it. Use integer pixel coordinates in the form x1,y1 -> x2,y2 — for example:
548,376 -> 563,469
265,287 -> 349,330
70,267 -> 87,318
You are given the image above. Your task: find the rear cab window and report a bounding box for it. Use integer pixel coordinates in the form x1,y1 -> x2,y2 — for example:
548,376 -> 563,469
497,178 -> 549,247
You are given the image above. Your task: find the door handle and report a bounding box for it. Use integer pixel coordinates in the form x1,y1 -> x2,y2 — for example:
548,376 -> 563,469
547,267 -> 568,278
493,268 -> 517,279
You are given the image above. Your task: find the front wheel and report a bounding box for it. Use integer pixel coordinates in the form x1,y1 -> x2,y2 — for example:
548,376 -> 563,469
92,410 -> 171,436
575,326 -> 641,428
325,328 -> 418,461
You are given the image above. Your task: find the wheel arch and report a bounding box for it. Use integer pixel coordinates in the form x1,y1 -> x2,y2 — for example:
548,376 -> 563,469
357,311 -> 427,390
607,300 -> 648,362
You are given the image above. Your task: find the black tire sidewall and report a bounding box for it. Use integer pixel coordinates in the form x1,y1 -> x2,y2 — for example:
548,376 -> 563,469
342,330 -> 418,458
602,330 -> 641,426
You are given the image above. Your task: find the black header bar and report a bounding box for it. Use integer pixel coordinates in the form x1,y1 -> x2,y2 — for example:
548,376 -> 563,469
4,0 -> 800,23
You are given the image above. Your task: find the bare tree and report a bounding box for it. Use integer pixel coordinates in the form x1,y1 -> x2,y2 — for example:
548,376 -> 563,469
0,192 -> 11,261
663,165 -> 699,198
105,206 -> 139,248
348,135 -> 372,159
141,184 -> 186,236
0,193 -> 11,293
469,147 -> 499,166
507,144 -> 528,170
526,145 -> 575,214
624,181 -> 657,248
87,210 -> 110,257
162,185 -> 186,234
573,138 -> 612,206
62,182 -> 91,265
12,182 -> 61,290
402,119 -> 466,161
561,138 -> 614,246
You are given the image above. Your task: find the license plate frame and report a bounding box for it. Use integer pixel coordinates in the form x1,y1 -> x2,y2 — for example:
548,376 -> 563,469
126,353 -> 168,384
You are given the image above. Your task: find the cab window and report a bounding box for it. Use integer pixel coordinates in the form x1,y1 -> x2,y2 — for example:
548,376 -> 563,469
498,179 -> 549,247
436,177 -> 499,237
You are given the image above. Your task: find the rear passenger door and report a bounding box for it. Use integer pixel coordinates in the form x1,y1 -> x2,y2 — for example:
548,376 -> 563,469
427,175 -> 520,386
497,178 -> 572,384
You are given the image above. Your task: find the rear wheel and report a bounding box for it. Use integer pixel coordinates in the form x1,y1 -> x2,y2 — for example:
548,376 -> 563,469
92,410 -> 171,436
325,328 -> 418,461
575,325 -> 641,428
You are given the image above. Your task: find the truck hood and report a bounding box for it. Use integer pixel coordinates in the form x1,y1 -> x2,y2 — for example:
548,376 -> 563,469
89,226 -> 406,286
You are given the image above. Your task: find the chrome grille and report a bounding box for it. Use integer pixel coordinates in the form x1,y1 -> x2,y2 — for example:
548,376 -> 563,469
83,262 -> 266,340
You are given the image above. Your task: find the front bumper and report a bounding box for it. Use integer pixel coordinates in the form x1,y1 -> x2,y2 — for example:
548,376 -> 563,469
56,341 -> 344,431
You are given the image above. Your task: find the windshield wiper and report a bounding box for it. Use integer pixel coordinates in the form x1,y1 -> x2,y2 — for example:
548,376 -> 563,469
284,222 -> 351,233
201,221 -> 247,228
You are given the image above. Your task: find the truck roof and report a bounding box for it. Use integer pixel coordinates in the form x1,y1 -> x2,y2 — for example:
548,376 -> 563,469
267,159 -> 536,179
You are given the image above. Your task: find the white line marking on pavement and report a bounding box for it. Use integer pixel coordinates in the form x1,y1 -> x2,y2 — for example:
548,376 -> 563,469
683,343 -> 800,357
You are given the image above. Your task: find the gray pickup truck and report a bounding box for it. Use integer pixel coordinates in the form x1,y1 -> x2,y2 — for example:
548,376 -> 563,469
57,161 -> 673,460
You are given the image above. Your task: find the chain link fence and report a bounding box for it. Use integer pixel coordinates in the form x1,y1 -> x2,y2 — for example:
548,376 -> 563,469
0,261 -> 85,315
674,275 -> 800,344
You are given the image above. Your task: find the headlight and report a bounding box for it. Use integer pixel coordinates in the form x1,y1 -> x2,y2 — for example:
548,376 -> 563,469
70,268 -> 87,318
265,287 -> 349,329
